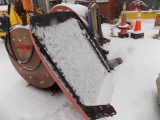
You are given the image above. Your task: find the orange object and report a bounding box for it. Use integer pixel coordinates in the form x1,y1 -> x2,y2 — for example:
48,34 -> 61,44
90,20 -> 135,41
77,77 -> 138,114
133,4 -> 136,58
22,0 -> 33,12
131,9 -> 144,39
154,13 -> 160,27
134,9 -> 142,32
120,2 -> 127,26
118,2 -> 129,38
120,28 -> 127,34
16,44 -> 32,50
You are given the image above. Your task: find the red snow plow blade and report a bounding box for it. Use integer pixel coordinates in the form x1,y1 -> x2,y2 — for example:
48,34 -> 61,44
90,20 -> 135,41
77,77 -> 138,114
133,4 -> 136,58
29,12 -> 118,119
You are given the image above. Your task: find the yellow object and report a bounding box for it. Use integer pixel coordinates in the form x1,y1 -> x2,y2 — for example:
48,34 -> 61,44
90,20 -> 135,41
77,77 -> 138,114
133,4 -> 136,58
0,3 -> 42,38
0,32 -> 6,38
120,11 -> 160,19
9,4 -> 42,26
0,5 -> 7,38
22,0 -> 33,12
0,4 -> 27,38
10,5 -> 30,25
154,13 -> 160,27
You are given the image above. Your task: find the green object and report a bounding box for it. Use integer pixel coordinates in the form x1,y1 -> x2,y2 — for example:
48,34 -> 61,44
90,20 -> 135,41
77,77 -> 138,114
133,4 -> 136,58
156,73 -> 160,105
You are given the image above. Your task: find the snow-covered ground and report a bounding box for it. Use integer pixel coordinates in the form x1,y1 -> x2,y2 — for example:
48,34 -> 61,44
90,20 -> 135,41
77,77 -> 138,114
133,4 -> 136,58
0,19 -> 160,120
102,19 -> 160,120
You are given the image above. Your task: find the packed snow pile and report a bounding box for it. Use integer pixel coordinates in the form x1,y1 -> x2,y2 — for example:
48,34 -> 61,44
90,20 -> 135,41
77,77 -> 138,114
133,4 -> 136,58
102,19 -> 160,120
33,18 -> 114,105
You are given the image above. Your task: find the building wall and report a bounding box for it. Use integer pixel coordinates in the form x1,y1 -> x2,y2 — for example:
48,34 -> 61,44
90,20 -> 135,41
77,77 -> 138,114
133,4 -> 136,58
108,0 -> 118,21
76,0 -> 118,22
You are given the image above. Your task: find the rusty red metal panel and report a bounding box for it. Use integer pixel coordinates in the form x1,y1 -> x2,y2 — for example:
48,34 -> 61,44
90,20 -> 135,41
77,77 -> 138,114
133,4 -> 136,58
7,27 -> 55,88
75,0 -> 118,22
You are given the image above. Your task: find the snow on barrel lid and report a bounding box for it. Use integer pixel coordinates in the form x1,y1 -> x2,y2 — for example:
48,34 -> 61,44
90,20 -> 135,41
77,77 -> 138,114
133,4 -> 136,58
53,3 -> 88,18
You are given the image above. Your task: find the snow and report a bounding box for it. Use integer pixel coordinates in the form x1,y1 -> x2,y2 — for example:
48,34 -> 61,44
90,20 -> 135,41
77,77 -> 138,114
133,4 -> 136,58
33,18 -> 113,105
0,5 -> 8,11
55,3 -> 88,18
11,24 -> 29,31
53,3 -> 88,26
118,24 -> 129,28
129,0 -> 148,7
0,19 -> 160,120
0,40 -> 83,120
102,19 -> 160,120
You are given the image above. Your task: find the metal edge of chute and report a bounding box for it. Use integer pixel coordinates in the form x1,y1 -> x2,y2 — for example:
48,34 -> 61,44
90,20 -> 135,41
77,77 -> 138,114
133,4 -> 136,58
29,11 -> 117,120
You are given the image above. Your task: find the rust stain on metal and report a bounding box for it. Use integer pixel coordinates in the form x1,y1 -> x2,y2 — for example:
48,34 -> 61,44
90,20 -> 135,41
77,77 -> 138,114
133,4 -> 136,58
7,27 -> 55,88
